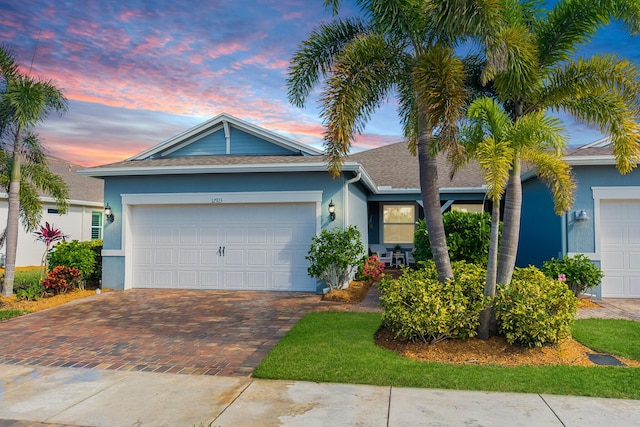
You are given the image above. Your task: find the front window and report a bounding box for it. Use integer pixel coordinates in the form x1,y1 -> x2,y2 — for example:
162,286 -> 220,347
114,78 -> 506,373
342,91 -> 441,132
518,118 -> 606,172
382,204 -> 416,244
91,211 -> 103,239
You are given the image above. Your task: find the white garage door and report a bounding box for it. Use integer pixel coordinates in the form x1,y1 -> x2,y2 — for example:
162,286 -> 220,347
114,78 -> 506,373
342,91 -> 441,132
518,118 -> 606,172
600,200 -> 640,298
131,203 -> 317,291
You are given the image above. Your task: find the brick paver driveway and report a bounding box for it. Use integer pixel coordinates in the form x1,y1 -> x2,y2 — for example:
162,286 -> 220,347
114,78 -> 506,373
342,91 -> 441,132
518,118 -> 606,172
0,289 -> 348,376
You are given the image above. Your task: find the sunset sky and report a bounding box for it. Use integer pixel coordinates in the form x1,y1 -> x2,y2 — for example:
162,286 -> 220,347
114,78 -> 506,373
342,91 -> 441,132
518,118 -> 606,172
1,0 -> 638,166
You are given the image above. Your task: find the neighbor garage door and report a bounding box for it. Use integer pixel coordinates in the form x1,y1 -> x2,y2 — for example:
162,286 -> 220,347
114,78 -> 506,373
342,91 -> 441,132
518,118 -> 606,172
131,203 -> 317,291
600,200 -> 640,298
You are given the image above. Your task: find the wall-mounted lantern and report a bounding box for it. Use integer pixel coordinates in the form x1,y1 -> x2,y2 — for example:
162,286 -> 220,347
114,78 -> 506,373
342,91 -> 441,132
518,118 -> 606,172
104,203 -> 115,223
574,209 -> 589,221
328,200 -> 336,222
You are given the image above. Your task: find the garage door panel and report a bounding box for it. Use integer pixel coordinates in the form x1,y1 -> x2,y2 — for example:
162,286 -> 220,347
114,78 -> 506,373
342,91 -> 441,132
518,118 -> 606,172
132,203 -> 317,291
179,249 -> 197,265
179,227 -> 198,243
199,227 -> 220,244
600,199 -> 640,298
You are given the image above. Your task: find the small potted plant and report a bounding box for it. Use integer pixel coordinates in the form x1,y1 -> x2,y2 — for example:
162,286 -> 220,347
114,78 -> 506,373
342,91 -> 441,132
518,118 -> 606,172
394,244 -> 402,254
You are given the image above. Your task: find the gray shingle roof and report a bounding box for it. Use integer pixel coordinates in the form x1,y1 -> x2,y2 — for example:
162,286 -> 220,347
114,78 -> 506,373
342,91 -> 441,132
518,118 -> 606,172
45,157 -> 103,204
348,142 -> 485,189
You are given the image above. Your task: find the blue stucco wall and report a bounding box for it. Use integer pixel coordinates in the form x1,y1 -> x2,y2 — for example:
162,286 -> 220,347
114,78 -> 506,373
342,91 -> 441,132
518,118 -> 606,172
518,178 -> 562,267
348,180 -> 369,251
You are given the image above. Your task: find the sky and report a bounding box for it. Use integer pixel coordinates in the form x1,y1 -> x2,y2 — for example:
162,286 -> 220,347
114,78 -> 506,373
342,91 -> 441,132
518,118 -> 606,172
0,0 -> 638,167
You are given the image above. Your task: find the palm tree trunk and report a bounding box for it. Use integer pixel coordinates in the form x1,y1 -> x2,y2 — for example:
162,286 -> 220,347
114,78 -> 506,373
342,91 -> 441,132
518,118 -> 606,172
497,158 -> 522,286
478,198 -> 500,339
2,139 -> 21,296
417,115 -> 453,283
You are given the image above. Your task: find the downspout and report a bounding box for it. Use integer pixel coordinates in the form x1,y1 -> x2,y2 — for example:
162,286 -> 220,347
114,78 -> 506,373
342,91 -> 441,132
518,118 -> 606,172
561,212 -> 568,257
343,170 -> 362,227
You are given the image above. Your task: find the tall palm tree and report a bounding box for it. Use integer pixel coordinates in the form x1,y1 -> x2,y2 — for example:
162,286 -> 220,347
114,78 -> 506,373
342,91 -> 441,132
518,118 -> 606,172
462,96 -> 574,338
0,46 -> 68,296
288,0 -> 502,282
485,0 -> 640,286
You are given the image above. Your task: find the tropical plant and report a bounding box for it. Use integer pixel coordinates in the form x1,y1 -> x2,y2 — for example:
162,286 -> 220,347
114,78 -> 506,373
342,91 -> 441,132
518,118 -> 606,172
542,254 -> 604,297
288,0 -> 502,283
378,261 -> 488,344
41,265 -> 82,295
495,266 -> 578,348
33,222 -> 67,274
306,225 -> 364,291
47,240 -> 96,283
0,45 -> 68,296
362,254 -> 385,282
484,0 -> 640,287
15,282 -> 45,301
460,96 -> 574,338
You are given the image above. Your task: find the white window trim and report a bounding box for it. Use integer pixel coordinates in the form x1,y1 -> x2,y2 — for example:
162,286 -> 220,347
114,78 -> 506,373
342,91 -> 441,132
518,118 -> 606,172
112,191 -> 323,290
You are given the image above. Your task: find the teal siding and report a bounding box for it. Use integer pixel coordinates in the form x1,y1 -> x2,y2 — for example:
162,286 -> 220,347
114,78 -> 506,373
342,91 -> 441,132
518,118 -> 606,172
518,178 -> 562,267
348,181 -> 369,251
164,127 -> 299,157
102,256 -> 125,289
165,128 -> 227,157
229,128 -> 295,155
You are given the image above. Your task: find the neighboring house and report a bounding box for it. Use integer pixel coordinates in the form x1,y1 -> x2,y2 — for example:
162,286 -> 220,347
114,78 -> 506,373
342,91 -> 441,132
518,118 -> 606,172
81,113 -> 488,293
0,157 -> 105,267
518,137 -> 640,299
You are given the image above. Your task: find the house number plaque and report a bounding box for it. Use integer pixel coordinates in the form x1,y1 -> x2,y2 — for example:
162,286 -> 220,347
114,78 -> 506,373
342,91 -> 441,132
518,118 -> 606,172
211,198 -> 223,203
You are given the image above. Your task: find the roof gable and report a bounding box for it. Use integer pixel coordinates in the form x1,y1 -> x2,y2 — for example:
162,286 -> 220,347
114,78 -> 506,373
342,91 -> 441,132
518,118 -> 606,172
132,112 -> 323,160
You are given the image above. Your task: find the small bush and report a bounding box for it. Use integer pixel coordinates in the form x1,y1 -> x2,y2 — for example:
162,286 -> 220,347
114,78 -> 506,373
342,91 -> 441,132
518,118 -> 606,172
306,226 -> 364,291
414,211 -> 496,265
87,239 -> 103,286
495,266 -> 578,347
542,254 -> 604,297
41,266 -> 82,295
48,240 -> 96,282
379,261 -> 488,343
15,282 -> 45,301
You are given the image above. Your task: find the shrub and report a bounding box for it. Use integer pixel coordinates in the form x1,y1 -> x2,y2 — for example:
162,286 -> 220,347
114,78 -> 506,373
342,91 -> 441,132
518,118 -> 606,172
15,282 -> 45,301
48,240 -> 96,282
87,239 -> 103,286
495,266 -> 578,347
542,254 -> 604,297
306,226 -> 364,291
41,266 -> 82,295
414,211 -> 496,265
363,255 -> 385,282
379,261 -> 488,343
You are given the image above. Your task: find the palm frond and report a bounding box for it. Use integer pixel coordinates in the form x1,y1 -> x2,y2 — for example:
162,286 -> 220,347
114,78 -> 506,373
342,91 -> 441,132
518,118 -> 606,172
522,147 -> 576,214
509,111 -> 567,152
413,44 -> 467,151
320,32 -> 402,176
287,18 -> 368,108
477,137 -> 514,201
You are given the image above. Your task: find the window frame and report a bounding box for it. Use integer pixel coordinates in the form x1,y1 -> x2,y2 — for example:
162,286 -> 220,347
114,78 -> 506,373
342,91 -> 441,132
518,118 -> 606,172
380,203 -> 417,245
91,211 -> 103,240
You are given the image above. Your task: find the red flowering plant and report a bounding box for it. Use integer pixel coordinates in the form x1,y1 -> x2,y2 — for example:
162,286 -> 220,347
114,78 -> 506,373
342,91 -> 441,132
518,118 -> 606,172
363,255 -> 385,283
41,266 -> 82,295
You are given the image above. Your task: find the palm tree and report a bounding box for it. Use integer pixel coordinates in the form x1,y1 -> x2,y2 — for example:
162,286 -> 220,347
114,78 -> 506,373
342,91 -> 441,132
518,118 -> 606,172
0,46 -> 68,296
485,0 -> 640,286
288,0 -> 502,282
462,96 -> 575,338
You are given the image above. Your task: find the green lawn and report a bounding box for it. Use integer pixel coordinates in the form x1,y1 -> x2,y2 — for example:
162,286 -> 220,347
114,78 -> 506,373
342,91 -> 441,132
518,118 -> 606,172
253,312 -> 640,399
0,309 -> 30,321
572,318 -> 640,361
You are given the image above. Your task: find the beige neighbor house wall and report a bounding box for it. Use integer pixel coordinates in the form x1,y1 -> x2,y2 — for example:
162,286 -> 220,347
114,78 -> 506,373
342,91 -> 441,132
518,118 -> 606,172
0,157 -> 104,267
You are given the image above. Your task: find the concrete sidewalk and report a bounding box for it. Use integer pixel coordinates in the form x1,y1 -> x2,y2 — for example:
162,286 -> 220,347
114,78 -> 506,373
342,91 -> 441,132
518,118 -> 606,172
1,363 -> 638,427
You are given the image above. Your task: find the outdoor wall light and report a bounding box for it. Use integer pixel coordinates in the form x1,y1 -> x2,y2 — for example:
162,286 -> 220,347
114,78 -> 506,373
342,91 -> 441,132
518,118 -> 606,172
574,209 -> 589,221
328,200 -> 336,221
104,203 -> 114,223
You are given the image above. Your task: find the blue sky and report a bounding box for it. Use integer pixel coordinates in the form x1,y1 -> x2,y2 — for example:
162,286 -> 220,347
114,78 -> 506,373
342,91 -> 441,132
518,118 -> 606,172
0,0 -> 638,166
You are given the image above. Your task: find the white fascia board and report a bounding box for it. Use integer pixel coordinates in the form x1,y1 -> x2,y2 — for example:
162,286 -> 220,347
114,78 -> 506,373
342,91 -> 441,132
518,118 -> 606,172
129,113 -> 323,160
80,162 -> 334,176
0,193 -> 103,207
564,155 -> 617,166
